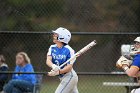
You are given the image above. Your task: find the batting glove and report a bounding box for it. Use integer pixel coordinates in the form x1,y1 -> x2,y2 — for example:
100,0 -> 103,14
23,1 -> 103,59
48,70 -> 60,76
116,56 -> 132,68
51,64 -> 60,72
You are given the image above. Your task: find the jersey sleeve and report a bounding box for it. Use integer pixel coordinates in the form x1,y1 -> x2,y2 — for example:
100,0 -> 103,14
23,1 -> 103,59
67,49 -> 76,64
131,55 -> 140,70
47,46 -> 52,56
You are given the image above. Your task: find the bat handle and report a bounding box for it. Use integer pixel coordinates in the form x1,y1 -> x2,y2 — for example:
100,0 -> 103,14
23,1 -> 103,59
59,55 -> 76,68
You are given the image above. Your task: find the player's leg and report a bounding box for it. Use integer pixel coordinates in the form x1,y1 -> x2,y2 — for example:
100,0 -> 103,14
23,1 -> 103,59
131,88 -> 140,93
72,86 -> 79,93
55,77 -> 74,93
55,72 -> 78,93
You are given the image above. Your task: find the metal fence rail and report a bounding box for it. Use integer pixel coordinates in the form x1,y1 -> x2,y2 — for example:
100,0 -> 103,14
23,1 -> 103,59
0,0 -> 140,92
0,31 -> 140,34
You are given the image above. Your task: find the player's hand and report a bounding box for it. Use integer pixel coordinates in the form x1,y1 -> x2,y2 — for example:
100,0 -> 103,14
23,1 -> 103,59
48,70 -> 60,76
51,64 -> 60,72
116,56 -> 132,68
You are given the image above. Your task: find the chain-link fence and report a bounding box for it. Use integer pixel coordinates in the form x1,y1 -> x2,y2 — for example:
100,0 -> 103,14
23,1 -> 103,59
0,0 -> 140,32
0,0 -> 140,93
0,32 -> 139,93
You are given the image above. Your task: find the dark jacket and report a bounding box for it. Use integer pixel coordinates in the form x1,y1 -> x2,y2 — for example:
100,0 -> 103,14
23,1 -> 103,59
0,63 -> 8,91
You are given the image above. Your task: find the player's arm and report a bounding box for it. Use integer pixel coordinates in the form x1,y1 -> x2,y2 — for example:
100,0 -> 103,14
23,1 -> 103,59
46,55 -> 53,68
122,65 -> 139,77
46,45 -> 60,71
59,49 -> 75,74
59,64 -> 73,74
117,56 -> 140,77
136,71 -> 140,78
46,55 -> 60,72
46,46 -> 53,68
124,56 -> 140,77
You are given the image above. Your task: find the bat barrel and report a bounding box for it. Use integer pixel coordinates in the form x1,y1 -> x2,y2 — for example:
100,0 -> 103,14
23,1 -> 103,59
79,40 -> 97,53
59,40 -> 97,68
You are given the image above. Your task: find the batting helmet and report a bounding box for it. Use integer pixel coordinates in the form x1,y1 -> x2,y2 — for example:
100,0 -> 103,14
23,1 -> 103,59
134,36 -> 140,43
53,27 -> 71,44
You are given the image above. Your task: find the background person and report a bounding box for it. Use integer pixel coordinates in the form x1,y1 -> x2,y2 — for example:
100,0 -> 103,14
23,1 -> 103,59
116,36 -> 140,93
3,52 -> 36,93
0,55 -> 8,92
46,27 -> 79,93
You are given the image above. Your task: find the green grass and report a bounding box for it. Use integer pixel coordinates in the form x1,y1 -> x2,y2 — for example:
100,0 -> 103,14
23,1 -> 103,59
40,75 -> 130,93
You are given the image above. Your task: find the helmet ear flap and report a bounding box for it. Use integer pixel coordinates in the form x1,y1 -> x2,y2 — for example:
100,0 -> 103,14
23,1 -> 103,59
59,37 -> 64,40
58,34 -> 65,41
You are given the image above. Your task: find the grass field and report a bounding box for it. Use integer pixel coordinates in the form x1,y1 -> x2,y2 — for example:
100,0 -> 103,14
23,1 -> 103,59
40,75 -> 130,93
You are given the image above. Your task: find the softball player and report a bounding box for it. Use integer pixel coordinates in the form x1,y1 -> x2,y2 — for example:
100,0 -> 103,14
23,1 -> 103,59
46,27 -> 79,93
116,36 -> 140,93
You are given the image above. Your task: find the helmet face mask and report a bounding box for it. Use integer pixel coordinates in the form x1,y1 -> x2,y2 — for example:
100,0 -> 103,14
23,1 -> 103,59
133,37 -> 140,50
134,41 -> 140,50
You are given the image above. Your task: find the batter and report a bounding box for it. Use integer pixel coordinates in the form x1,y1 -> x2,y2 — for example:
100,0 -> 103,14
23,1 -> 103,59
46,27 -> 79,93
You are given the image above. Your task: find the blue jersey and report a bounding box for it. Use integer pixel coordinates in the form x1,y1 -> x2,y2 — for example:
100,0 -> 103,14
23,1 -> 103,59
131,54 -> 140,70
12,64 -> 36,84
47,44 -> 75,68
